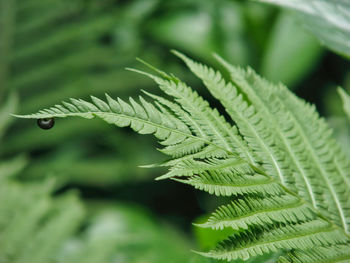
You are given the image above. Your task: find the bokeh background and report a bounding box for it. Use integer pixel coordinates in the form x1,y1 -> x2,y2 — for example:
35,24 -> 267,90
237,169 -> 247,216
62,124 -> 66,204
0,0 -> 350,262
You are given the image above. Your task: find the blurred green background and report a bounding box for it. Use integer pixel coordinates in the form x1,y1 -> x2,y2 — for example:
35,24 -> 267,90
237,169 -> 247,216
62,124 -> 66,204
0,0 -> 349,262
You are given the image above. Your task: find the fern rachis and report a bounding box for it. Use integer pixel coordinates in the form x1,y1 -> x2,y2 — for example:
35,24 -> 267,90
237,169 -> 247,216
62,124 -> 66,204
16,51 -> 350,262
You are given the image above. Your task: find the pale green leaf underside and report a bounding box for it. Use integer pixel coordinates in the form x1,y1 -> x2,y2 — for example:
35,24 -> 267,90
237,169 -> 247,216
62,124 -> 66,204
257,0 -> 350,58
338,88 -> 350,122
16,51 -> 350,262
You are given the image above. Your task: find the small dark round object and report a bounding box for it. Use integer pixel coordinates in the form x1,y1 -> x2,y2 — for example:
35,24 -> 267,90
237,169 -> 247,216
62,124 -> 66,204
37,118 -> 55,130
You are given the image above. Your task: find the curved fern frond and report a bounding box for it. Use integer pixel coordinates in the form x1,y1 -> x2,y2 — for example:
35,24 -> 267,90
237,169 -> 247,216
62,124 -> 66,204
173,51 -> 350,234
274,86 -> 350,232
171,51 -> 291,188
129,67 -> 253,162
16,95 -> 193,146
172,156 -> 350,261
198,194 -> 311,230
16,51 -> 350,262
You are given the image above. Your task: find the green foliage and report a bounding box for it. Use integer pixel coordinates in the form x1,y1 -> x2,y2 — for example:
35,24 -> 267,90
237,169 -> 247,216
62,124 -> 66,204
0,93 -> 209,263
1,0 -> 327,194
261,12 -> 323,87
0,178 -> 207,263
17,52 -> 350,262
257,0 -> 350,58
2,0 -> 350,262
338,88 -> 350,121
3,0 -> 163,187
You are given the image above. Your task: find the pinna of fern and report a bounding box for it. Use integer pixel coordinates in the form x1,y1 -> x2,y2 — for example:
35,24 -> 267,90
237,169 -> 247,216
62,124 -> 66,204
16,51 -> 350,262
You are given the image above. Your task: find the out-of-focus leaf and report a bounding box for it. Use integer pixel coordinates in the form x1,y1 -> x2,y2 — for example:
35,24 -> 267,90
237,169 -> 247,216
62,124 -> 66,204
328,117 -> 350,159
148,11 -> 215,58
0,92 -> 17,138
0,173 -> 208,262
0,94 -> 26,181
0,0 -> 15,98
261,12 -> 323,87
338,88 -> 350,121
0,179 -> 84,263
257,0 -> 350,58
0,155 -> 27,180
243,2 -> 276,67
216,1 -> 249,66
58,203 -> 211,263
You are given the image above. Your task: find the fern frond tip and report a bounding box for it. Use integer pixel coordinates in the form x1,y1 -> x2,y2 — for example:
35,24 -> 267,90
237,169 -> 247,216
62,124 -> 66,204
11,113 -> 24,118
155,174 -> 173,181
135,57 -> 173,80
138,163 -> 159,169
337,87 -> 348,100
171,50 -> 194,66
155,174 -> 169,181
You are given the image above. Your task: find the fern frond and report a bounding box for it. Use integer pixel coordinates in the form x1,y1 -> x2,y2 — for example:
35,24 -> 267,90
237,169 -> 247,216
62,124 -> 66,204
13,193 -> 84,263
16,93 -> 235,165
272,80 -> 350,232
16,95 -> 192,146
173,51 -> 350,234
199,221 -> 347,261
168,157 -> 280,196
172,50 -> 291,188
173,155 -> 350,261
16,52 -> 350,262
0,180 -> 84,263
278,245 -> 350,263
198,194 -> 312,230
129,67 -> 252,160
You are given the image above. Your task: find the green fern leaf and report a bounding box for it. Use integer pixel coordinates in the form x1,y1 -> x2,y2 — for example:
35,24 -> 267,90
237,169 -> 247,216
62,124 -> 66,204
278,245 -> 350,263
173,51 -> 350,234
16,51 -> 350,262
